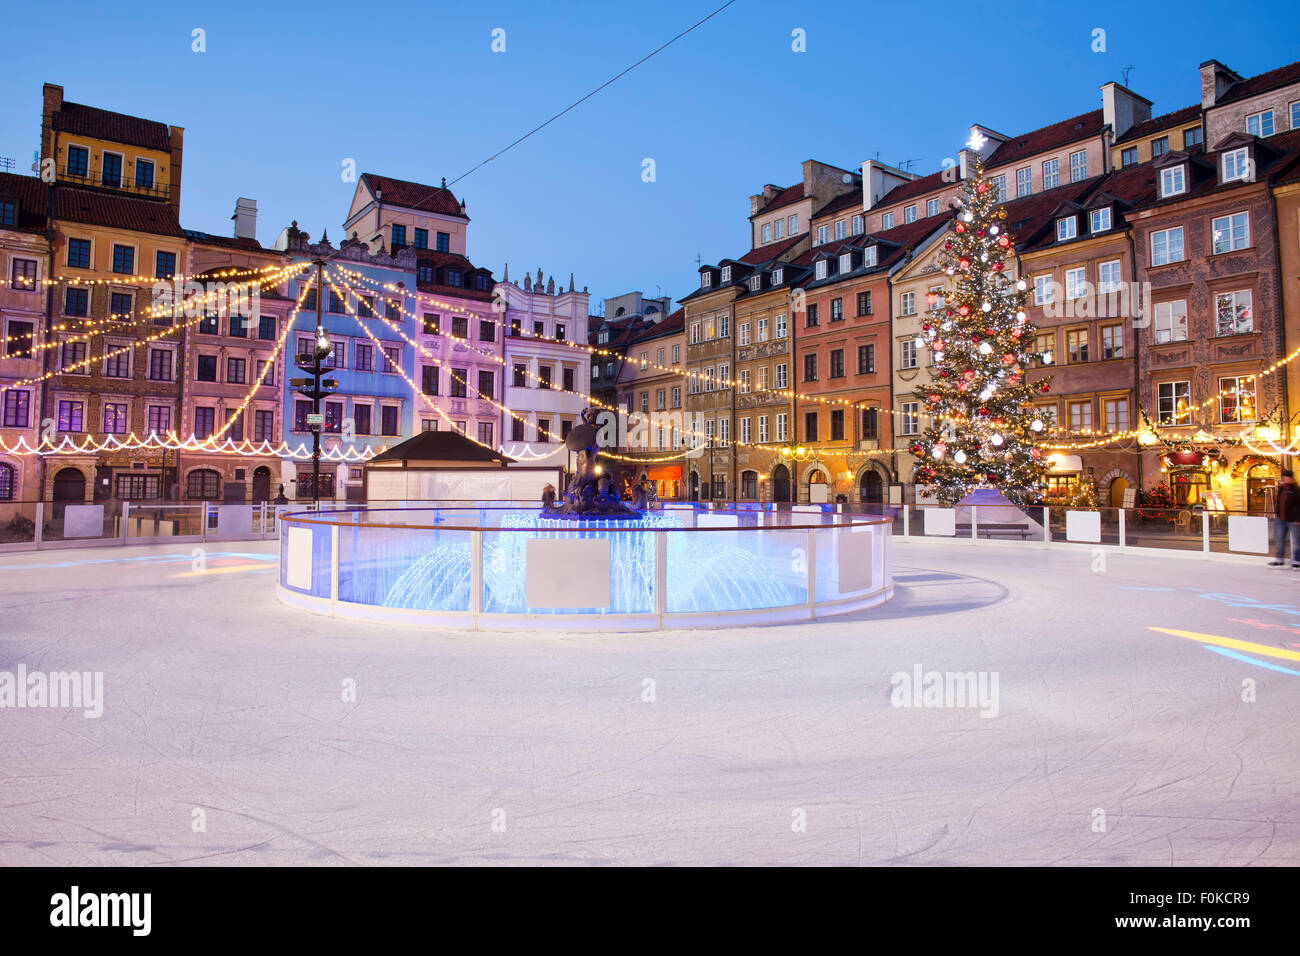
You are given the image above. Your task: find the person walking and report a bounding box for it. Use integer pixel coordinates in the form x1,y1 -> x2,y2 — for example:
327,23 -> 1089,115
1269,470 -> 1300,567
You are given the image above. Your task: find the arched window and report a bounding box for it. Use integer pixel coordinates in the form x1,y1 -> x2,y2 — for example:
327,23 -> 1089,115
0,462 -> 15,501
741,470 -> 758,499
186,469 -> 220,500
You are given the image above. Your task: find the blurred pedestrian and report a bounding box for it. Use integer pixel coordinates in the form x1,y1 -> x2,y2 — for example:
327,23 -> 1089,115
1269,469 -> 1300,568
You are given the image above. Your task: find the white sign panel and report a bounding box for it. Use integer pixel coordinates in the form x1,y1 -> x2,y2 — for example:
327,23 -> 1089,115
696,513 -> 739,528
286,526 -> 314,590
525,538 -> 611,609
1227,515 -> 1269,554
923,508 -> 956,537
216,505 -> 254,535
1065,510 -> 1102,543
808,483 -> 829,503
62,504 -> 104,538
837,529 -> 874,593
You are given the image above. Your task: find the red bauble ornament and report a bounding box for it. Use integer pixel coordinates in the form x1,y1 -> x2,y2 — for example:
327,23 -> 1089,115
928,393 -> 940,403
939,370 -> 949,378
993,262 -> 1004,271
963,370 -> 976,380
979,408 -> 991,416
957,305 -> 969,316
998,235 -> 1010,248
977,229 -> 986,238
957,383 -> 968,392
1002,353 -> 1014,364
1008,374 -> 1019,384
944,241 -> 953,250
1031,448 -> 1041,459
1011,328 -> 1022,338
977,184 -> 988,194
986,473 -> 1000,482
959,257 -> 971,270
1038,382 -> 1051,393
955,223 -> 966,234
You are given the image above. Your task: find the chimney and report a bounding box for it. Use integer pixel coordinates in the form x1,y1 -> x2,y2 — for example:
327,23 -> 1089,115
1100,81 -> 1152,140
232,198 -> 258,241
1200,59 -> 1241,110
168,125 -> 185,216
41,83 -> 64,165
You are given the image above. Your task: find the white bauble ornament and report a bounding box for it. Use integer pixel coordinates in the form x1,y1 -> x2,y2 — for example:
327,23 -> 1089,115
978,341 -> 993,355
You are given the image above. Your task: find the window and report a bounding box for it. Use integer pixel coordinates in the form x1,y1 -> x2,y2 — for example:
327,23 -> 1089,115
478,370 -> 494,400
747,275 -> 762,292
533,320 -> 545,338
1103,398 -> 1129,433
1151,136 -> 1169,159
1097,259 -> 1122,294
226,409 -> 243,442
1066,329 -> 1088,363
1034,275 -> 1054,306
1034,332 -> 1055,364
904,204 -> 917,223
1159,165 -> 1186,196
154,250 -> 176,279
66,145 -> 89,177
1016,166 -> 1033,196
900,292 -> 916,316
99,401 -> 127,434
671,386 -> 682,408
720,265 -> 731,283
478,422 -> 494,446
756,365 -> 769,391
354,343 -> 373,372
1090,207 -> 1112,232
414,228 -> 428,249
1150,227 -> 1184,266
1121,147 -> 1138,167
381,346 -> 400,373
831,297 -> 843,322
788,214 -> 798,234
738,323 -> 750,346
771,268 -> 783,285
882,212 -> 894,229
756,318 -> 768,342
1156,381 -> 1191,425
1068,400 -> 1093,432
900,340 -> 918,369
67,238 -> 91,269
229,314 -> 247,338
989,176 -> 1005,202
853,214 -> 864,233
828,408 -> 845,442
479,320 -> 495,342
254,410 -> 274,441
258,315 -> 276,340
200,314 -> 220,335
328,290 -> 344,313
61,341 -> 87,372
858,344 -> 875,374
775,363 -> 787,388
57,400 -> 84,432
1042,158 -> 1059,190
356,296 -> 375,319
11,257 -> 37,290
417,265 -> 434,284
353,404 -> 372,435
111,244 -> 134,275
5,320 -> 33,358
562,367 -> 575,392
762,223 -> 772,243
293,400 -> 311,432
805,412 -> 819,442
555,323 -> 566,342
718,362 -> 730,390
1219,376 -> 1257,423
1064,267 -> 1086,300
1101,324 -> 1124,360
2,390 -> 30,428
829,348 -> 844,378
1183,127 -> 1203,149
186,469 -> 220,500
774,313 -> 786,338
538,365 -> 552,390
1211,212 -> 1249,253
806,303 -> 819,327
832,218 -> 845,239
256,360 -> 273,386
900,402 -> 919,435
1246,110 -> 1274,137
817,225 -> 829,246
1056,216 -> 1077,241
703,367 -> 715,392
700,272 -> 711,290
1215,290 -> 1253,336
926,198 -> 939,217
862,246 -> 877,267
436,232 -> 450,252
448,368 -> 467,398
861,407 -> 878,439
775,413 -> 788,442
1153,300 -> 1188,343
381,406 -> 399,436
775,218 -> 785,239
803,354 -> 818,382
535,418 -> 550,442
1293,102 -> 1300,133
857,291 -> 872,316
1066,149 -> 1087,183
1035,404 -> 1058,428
101,152 -> 122,188
104,348 -> 130,378
148,348 -> 172,381
391,224 -> 407,248
192,408 -> 215,442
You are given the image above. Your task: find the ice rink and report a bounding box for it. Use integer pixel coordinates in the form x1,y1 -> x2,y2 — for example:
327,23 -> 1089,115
1,537 -> 1297,866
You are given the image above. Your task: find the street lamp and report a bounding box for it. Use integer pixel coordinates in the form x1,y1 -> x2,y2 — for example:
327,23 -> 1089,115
779,444 -> 810,462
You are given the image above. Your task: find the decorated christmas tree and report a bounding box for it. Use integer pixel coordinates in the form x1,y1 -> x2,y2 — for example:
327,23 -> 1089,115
909,149 -> 1051,507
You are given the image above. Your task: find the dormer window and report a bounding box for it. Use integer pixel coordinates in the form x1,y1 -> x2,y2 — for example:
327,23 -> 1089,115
747,275 -> 761,292
863,246 -> 877,267
1159,165 -> 1186,197
815,260 -> 828,280
720,265 -> 731,283
839,253 -> 853,273
1222,148 -> 1251,183
1056,216 -> 1077,241
701,272 -> 712,289
1090,207 -> 1112,233
771,268 -> 783,285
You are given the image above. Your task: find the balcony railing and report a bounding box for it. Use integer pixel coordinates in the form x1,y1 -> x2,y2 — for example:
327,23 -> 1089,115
58,167 -> 171,200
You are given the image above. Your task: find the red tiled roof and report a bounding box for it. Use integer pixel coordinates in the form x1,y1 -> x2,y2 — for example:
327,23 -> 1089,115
1139,128 -> 1300,211
872,168 -> 948,208
52,100 -> 173,152
738,232 -> 805,264
629,308 -> 684,343
1114,104 -> 1202,145
361,173 -> 468,219
1217,60 -> 1300,106
869,210 -> 954,267
0,172 -> 50,232
185,229 -> 265,252
750,183 -> 803,217
53,185 -> 185,237
812,190 -> 863,220
1000,178 -> 1103,249
986,109 -> 1106,168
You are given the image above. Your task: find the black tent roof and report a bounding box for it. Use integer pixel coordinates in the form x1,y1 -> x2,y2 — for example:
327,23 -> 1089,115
366,429 -> 515,466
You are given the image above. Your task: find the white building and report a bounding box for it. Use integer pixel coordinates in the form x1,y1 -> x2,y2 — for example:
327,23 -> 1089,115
498,267 -> 590,460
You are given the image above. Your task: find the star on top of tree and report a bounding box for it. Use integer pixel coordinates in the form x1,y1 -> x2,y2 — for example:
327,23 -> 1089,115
967,130 -> 988,151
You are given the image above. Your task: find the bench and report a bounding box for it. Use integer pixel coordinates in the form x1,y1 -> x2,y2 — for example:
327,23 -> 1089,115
956,522 -> 1035,540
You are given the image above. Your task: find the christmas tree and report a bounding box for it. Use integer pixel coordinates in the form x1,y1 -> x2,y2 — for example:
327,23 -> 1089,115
909,151 -> 1051,507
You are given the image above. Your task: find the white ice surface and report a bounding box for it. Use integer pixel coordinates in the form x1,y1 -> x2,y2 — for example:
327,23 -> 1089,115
0,539 -> 1297,866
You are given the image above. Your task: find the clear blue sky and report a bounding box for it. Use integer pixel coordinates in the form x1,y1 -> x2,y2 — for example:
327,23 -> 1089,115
1,0 -> 1296,312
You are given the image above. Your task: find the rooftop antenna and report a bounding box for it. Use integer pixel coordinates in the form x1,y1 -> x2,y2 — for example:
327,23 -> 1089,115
1121,65 -> 1135,88
695,254 -> 702,269
898,159 -> 920,173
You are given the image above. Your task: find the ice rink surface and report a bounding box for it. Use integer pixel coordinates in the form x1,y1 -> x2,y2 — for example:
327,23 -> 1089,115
1,538 -> 1297,866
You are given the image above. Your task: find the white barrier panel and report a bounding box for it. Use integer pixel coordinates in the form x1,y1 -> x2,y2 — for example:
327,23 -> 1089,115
525,538 -> 611,609
63,505 -> 105,538
696,513 -> 739,528
838,528 -> 874,592
216,505 -> 254,535
1228,515 -> 1269,554
286,527 -> 314,590
924,508 -> 956,537
1065,510 -> 1102,543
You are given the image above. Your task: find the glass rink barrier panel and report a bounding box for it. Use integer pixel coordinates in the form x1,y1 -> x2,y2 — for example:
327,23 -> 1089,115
276,506 -> 895,632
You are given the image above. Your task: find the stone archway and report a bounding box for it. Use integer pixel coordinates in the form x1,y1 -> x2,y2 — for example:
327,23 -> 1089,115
802,459 -> 831,503
771,463 -> 791,503
51,466 -> 88,517
1096,467 -> 1136,509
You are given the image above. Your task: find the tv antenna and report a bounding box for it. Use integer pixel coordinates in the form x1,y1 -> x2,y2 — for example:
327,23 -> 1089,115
898,159 -> 920,173
1121,65 -> 1135,87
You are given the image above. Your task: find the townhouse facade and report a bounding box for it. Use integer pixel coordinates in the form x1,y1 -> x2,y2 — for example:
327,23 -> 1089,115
613,308 -> 685,497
